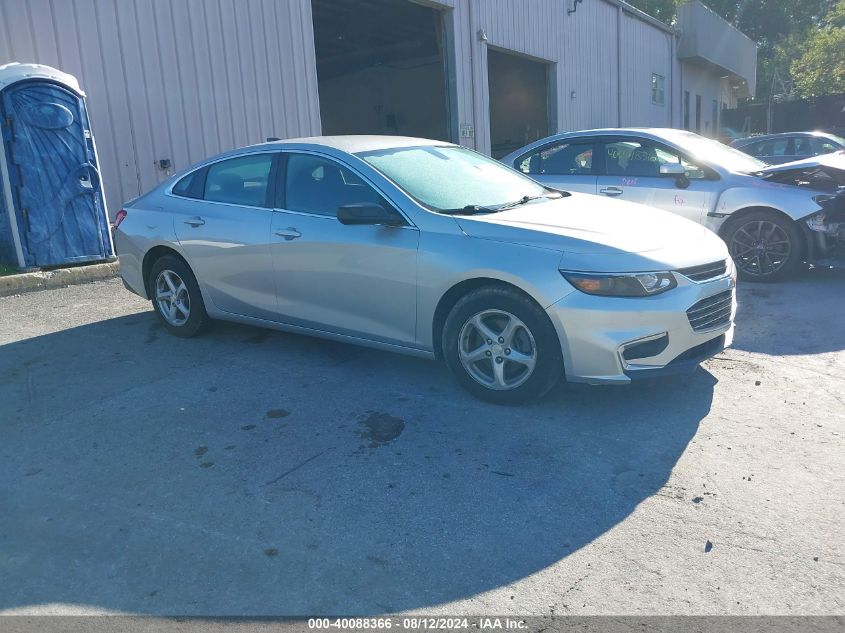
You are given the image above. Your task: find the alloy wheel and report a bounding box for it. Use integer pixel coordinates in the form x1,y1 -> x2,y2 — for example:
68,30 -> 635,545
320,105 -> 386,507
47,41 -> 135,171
155,269 -> 191,327
458,309 -> 537,391
729,219 -> 792,278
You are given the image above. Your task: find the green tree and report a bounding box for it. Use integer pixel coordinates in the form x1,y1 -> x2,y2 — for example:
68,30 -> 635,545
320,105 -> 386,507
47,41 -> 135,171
791,0 -> 845,96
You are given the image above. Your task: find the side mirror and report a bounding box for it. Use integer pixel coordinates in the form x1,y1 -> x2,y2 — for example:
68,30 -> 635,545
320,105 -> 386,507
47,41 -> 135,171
659,163 -> 691,189
337,203 -> 404,226
659,163 -> 686,176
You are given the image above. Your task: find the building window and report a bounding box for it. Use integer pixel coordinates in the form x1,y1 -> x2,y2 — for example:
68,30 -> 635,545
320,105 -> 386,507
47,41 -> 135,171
695,94 -> 702,133
683,91 -> 690,130
712,99 -> 719,137
651,73 -> 665,106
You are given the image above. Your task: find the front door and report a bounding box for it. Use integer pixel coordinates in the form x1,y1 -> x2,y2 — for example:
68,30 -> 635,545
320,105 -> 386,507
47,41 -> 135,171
171,152 -> 278,320
270,152 -> 419,347
595,138 -> 716,225
1,80 -> 111,267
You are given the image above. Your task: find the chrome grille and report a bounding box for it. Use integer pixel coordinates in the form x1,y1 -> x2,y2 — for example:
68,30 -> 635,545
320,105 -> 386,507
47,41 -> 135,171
686,289 -> 733,332
677,260 -> 728,282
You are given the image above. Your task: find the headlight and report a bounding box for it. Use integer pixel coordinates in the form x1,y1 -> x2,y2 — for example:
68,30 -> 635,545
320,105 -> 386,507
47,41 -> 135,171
561,271 -> 677,297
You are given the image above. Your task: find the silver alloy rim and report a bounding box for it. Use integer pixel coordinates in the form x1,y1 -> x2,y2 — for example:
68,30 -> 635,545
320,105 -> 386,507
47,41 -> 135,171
155,269 -> 191,326
458,309 -> 537,391
729,220 -> 791,278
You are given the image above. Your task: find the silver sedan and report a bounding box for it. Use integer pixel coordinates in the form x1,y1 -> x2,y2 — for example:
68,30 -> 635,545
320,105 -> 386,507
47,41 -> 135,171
501,128 -> 843,281
115,136 -> 735,403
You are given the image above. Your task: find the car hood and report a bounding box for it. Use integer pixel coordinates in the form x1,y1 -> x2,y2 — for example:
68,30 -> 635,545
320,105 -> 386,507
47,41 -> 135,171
757,150 -> 845,174
755,150 -> 845,193
454,192 -> 727,270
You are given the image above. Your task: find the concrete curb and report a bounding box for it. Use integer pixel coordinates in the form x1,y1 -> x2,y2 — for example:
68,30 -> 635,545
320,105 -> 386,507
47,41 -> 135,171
0,261 -> 120,298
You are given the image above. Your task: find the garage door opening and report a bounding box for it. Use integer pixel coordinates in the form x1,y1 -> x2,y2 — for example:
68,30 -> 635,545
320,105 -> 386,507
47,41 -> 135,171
487,49 -> 551,158
312,0 -> 451,141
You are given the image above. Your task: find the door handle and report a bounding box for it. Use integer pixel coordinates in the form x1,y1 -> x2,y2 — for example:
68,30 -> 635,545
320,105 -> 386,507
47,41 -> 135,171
600,187 -> 623,196
275,227 -> 301,240
184,216 -> 205,227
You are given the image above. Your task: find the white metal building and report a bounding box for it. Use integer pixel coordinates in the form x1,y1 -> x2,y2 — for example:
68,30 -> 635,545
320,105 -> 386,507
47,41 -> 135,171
0,0 -> 755,217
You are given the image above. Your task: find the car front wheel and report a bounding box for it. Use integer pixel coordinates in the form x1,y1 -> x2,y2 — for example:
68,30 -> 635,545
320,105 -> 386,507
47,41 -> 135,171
442,286 -> 563,404
724,210 -> 803,282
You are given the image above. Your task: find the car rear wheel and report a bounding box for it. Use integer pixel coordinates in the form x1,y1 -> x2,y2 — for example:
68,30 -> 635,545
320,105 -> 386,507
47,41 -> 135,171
724,210 -> 803,282
442,286 -> 563,404
149,255 -> 210,337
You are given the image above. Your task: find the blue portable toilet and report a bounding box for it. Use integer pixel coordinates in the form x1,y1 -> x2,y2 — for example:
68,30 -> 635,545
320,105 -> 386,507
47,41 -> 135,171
0,63 -> 113,269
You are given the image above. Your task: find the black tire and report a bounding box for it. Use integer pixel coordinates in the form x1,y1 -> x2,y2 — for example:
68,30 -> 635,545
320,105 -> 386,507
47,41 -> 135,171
723,210 -> 804,282
441,285 -> 563,404
148,255 -> 210,337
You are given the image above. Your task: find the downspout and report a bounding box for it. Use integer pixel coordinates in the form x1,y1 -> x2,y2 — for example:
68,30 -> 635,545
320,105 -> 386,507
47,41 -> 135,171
669,30 -> 675,127
677,28 -> 685,129
468,0 -> 478,150
617,5 -> 623,126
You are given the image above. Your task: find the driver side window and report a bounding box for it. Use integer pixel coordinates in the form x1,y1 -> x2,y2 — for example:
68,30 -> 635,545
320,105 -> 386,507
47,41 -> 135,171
282,153 -> 388,217
602,140 -> 707,179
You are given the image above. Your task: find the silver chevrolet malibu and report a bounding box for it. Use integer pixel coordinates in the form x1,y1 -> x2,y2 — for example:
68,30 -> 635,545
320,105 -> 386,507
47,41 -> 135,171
115,136 -> 736,404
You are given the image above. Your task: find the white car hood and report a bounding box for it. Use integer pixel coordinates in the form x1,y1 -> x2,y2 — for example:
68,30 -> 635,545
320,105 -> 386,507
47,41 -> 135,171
757,150 -> 845,174
454,192 -> 727,270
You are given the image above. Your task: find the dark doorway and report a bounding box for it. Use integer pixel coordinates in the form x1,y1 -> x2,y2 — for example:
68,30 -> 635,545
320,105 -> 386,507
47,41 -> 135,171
487,49 -> 550,158
311,0 -> 451,141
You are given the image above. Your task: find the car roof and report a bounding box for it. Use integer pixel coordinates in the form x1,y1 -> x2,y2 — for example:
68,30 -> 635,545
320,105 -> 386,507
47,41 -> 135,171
500,128 -> 706,161
732,131 -> 837,146
256,135 -> 456,153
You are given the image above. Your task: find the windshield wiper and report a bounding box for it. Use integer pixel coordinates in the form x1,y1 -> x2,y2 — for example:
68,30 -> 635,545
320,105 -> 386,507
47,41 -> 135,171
496,191 -> 563,211
439,205 -> 496,215
441,191 -> 566,216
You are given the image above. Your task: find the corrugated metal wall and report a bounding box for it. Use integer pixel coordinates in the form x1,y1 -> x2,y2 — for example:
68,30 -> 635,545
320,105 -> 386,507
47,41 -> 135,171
0,0 -> 321,216
1,0 -> 716,215
435,0 -> 681,154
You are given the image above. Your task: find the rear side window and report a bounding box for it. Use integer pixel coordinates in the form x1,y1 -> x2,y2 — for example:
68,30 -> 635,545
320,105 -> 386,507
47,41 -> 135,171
204,154 -> 274,207
284,153 -> 384,217
172,170 -> 203,198
517,141 -> 595,176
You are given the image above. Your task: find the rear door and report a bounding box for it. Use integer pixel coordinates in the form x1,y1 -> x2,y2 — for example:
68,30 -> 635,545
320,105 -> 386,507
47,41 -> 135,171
269,151 -> 419,346
171,152 -> 279,320
595,137 -> 718,225
1,80 -> 111,266
510,139 -> 598,194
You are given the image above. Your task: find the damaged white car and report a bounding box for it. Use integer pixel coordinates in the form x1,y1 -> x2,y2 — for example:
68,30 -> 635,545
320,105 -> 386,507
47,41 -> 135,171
502,129 -> 845,281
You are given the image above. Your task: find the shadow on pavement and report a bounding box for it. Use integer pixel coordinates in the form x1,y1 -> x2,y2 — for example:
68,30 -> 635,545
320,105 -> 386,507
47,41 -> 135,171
732,266 -> 845,356
1,308 -> 716,615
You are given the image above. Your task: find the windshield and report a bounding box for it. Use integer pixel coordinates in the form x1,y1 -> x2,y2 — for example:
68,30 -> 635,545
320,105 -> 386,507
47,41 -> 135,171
827,133 -> 845,146
357,145 -> 547,212
660,130 -> 768,173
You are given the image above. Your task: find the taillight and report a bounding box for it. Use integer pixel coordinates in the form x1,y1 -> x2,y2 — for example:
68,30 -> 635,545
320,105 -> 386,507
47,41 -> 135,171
113,209 -> 128,229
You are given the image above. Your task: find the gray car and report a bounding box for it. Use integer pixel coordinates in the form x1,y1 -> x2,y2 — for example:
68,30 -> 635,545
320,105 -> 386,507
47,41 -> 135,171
730,131 -> 845,165
502,128 -> 845,281
115,136 -> 735,403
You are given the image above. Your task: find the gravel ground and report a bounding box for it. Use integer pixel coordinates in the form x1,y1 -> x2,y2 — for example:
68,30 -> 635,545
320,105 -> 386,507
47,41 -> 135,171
0,269 -> 842,616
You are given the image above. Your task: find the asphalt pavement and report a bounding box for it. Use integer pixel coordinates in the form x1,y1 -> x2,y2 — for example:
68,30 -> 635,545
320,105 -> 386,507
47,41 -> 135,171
0,269 -> 842,616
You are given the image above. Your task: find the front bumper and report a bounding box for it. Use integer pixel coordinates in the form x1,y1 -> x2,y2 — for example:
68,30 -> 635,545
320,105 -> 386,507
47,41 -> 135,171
545,273 -> 735,384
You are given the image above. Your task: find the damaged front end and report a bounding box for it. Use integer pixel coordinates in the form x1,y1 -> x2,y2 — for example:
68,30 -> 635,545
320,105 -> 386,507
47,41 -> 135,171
802,192 -> 845,266
758,152 -> 845,267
